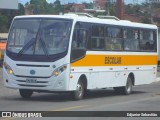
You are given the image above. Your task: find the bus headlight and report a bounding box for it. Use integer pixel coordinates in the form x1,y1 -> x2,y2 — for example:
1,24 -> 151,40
53,65 -> 67,76
3,62 -> 14,75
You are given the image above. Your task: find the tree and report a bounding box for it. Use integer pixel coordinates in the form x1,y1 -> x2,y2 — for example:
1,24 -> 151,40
82,2 -> 93,9
30,0 -> 47,5
0,3 -> 25,32
0,15 -> 8,32
18,3 -> 25,15
105,1 -> 116,16
124,4 -> 141,16
53,0 -> 63,14
30,0 -> 48,14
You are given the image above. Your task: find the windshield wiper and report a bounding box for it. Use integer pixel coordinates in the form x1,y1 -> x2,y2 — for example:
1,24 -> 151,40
39,37 -> 49,58
17,38 -> 35,56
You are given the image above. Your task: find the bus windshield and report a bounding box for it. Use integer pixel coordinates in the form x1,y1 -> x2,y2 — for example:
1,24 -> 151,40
7,18 -> 72,57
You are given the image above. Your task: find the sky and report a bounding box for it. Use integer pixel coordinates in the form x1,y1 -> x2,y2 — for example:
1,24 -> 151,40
19,0 -> 146,5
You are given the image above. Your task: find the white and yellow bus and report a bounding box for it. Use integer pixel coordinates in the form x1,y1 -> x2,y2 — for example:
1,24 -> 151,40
3,15 -> 158,100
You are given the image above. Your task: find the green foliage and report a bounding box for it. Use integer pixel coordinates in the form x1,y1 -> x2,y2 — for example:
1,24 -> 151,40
141,11 -> 151,24
124,2 -> 160,24
0,3 -> 25,33
105,2 -> 116,16
0,15 -> 8,32
0,0 -> 64,32
30,0 -> 47,5
124,4 -> 142,16
28,0 -> 62,14
53,0 -> 63,14
82,2 -> 93,9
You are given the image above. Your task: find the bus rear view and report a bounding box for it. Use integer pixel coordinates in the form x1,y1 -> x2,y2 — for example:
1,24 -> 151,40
3,16 -> 74,99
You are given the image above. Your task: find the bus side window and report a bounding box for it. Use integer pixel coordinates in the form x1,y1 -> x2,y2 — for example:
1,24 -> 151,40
72,29 -> 87,49
71,27 -> 88,62
105,27 -> 123,51
91,25 -> 105,50
139,30 -> 156,51
124,29 -> 139,51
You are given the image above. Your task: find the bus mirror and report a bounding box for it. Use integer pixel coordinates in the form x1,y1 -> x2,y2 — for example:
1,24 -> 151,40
71,48 -> 86,62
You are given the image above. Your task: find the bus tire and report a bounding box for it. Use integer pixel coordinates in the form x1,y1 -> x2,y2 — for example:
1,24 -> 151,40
72,80 -> 84,100
114,76 -> 133,95
19,89 -> 33,98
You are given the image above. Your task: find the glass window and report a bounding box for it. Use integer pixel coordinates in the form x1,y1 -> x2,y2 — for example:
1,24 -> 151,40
105,27 -> 123,50
8,19 -> 40,54
92,25 -> 104,37
106,27 -> 122,38
72,22 -> 89,49
124,29 -> 139,51
71,22 -> 89,62
72,29 -> 88,49
7,19 -> 72,56
91,25 -> 105,50
139,30 -> 156,51
40,20 -> 71,55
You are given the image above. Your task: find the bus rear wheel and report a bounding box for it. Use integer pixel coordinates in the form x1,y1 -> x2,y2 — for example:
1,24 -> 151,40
19,89 -> 33,98
114,76 -> 133,95
72,80 -> 84,100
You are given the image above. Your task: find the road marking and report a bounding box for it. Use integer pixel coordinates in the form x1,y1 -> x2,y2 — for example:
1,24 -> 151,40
51,105 -> 90,111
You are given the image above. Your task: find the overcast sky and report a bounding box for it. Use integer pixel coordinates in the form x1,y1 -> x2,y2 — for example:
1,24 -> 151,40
19,0 -> 145,4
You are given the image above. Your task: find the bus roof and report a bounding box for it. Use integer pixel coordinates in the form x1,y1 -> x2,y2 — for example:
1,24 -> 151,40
14,15 -> 157,30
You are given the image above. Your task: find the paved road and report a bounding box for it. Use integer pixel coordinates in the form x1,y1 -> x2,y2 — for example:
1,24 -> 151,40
0,68 -> 160,120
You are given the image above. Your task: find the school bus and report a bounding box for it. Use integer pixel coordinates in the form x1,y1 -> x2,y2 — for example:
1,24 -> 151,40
3,15 -> 158,100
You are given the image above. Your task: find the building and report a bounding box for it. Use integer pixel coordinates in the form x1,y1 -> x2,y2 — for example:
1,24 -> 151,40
123,14 -> 143,22
93,0 -> 106,10
64,4 -> 85,13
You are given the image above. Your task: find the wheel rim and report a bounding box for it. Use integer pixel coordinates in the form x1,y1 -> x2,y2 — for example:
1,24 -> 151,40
76,83 -> 83,98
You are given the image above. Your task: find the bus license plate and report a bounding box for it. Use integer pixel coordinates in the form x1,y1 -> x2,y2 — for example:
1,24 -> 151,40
26,79 -> 37,83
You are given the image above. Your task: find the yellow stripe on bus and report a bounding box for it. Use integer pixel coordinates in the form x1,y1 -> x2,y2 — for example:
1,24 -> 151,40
71,55 -> 158,67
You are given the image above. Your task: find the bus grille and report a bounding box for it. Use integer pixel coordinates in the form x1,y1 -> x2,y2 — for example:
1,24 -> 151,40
16,64 -> 50,67
18,84 -> 46,87
16,80 -> 48,83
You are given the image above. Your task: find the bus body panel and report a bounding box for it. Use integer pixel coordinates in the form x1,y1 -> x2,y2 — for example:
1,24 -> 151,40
70,51 -> 157,89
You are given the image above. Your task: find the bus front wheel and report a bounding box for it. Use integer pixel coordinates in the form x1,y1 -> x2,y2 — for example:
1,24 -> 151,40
19,89 -> 33,98
72,80 -> 84,100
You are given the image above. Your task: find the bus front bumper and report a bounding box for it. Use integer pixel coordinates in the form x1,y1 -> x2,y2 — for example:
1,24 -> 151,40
3,68 -> 69,92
